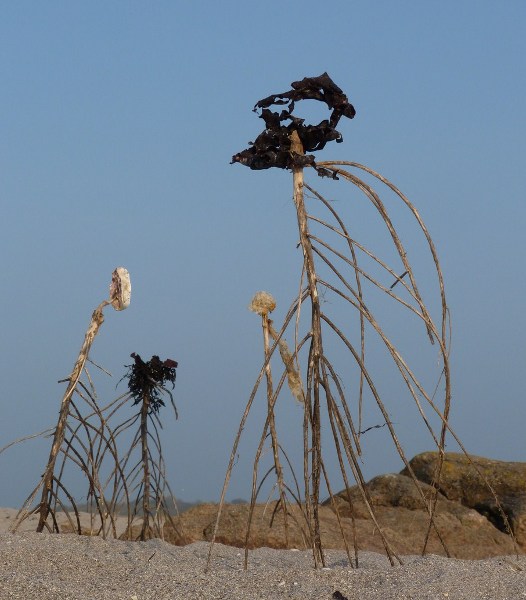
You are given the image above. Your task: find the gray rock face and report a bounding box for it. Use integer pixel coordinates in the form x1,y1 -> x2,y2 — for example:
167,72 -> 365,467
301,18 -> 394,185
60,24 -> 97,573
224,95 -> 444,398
401,452 -> 526,548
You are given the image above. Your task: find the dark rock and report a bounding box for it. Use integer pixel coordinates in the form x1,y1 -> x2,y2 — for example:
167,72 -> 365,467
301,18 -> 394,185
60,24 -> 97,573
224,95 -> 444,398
401,452 -> 526,548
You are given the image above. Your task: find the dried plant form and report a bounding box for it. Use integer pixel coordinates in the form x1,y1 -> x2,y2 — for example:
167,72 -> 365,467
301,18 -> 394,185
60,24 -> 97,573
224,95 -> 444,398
110,266 -> 132,311
116,353 -> 185,543
242,293 -> 303,556
207,74 -> 461,570
232,72 -> 355,173
11,268 -> 132,537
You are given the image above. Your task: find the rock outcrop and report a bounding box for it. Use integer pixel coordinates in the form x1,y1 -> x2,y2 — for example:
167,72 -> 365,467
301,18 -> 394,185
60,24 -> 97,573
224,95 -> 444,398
146,472 -> 518,559
324,473 -> 516,559
401,452 -> 526,548
117,452 -> 526,559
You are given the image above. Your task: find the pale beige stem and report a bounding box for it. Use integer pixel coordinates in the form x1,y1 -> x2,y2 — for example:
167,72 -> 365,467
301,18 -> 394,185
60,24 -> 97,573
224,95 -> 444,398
261,314 -> 290,546
291,130 -> 324,568
36,300 -> 110,532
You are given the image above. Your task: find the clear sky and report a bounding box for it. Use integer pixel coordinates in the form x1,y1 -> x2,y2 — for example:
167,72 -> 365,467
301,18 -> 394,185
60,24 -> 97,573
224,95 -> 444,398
1,1 -> 525,508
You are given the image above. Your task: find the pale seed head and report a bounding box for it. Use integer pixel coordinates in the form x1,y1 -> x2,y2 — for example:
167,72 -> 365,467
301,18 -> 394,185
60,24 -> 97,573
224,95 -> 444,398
249,291 -> 276,316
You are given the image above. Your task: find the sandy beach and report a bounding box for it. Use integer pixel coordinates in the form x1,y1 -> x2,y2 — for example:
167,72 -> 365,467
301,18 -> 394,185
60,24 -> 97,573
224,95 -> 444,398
0,507 -> 134,537
0,508 -> 525,600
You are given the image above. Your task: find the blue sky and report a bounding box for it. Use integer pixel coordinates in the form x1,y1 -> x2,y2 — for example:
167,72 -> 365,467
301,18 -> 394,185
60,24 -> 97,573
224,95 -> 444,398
1,1 -> 525,507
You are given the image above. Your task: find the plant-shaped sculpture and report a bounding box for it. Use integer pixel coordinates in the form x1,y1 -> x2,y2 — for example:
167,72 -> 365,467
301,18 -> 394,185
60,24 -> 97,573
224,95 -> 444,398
11,268 -> 132,537
208,74 -> 456,569
116,353 -> 185,542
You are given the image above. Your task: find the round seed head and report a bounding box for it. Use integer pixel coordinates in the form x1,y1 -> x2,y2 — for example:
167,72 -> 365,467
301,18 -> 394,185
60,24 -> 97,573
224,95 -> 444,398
249,291 -> 276,316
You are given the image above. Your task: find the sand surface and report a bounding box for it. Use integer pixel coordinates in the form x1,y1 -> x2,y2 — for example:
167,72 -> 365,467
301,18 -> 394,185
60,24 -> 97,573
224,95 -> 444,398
0,507 -> 133,536
1,509 -> 525,599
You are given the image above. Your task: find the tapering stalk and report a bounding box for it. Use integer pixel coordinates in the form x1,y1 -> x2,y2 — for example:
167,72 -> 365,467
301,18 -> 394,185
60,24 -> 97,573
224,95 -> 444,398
37,300 -> 109,532
261,314 -> 290,545
290,130 -> 324,567
139,393 -> 151,540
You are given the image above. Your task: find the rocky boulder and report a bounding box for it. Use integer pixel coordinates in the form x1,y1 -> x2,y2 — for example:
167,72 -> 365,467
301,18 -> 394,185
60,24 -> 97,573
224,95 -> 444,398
401,452 -> 526,548
146,474 -> 517,559
125,502 -> 373,552
325,473 -> 517,559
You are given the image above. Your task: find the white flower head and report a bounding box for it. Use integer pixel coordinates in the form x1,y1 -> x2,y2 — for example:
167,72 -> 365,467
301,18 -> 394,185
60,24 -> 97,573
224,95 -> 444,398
110,267 -> 131,310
